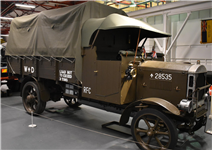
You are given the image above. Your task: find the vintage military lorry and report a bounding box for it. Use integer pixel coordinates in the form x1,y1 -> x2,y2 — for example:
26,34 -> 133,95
6,2 -> 211,150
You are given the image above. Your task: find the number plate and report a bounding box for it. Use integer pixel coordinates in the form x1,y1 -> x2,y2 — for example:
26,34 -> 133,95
150,73 -> 172,81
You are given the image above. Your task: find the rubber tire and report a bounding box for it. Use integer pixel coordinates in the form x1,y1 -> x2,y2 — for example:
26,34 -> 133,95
22,81 -> 46,114
131,108 -> 178,150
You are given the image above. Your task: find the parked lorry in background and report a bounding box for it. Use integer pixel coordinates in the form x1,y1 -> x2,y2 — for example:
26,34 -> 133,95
6,2 -> 211,150
1,43 -> 19,95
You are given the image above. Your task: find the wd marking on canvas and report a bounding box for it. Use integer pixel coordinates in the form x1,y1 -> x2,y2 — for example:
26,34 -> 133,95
83,86 -> 91,94
24,66 -> 34,73
59,70 -> 72,82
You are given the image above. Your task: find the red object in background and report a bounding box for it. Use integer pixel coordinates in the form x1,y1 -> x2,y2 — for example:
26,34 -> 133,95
142,47 -> 147,58
209,85 -> 212,96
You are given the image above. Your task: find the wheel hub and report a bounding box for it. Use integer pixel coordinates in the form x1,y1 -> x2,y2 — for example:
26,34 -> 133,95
147,128 -> 155,136
27,94 -> 35,103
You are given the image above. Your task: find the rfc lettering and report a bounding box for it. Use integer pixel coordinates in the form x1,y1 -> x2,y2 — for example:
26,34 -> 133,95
83,86 -> 91,94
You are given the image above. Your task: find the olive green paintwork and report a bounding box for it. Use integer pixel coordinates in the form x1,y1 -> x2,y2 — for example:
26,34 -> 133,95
7,57 -> 22,74
81,46 -> 142,105
81,46 -> 203,107
137,61 -> 193,106
140,61 -> 192,72
141,97 -> 180,115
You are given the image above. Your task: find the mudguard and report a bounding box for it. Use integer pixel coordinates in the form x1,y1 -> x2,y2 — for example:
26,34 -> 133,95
37,81 -> 50,102
119,97 -> 180,125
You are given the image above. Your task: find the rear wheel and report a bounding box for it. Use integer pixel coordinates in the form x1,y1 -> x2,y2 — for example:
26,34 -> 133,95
131,108 -> 178,150
22,81 -> 46,114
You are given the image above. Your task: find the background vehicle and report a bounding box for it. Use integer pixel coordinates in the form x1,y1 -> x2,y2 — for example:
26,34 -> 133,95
1,43 -> 19,96
6,2 -> 211,150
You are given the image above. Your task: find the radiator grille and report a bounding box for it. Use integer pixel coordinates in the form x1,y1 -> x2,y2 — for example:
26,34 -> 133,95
195,73 -> 205,100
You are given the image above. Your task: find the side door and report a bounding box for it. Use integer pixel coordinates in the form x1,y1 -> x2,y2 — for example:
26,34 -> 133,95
95,60 -> 121,103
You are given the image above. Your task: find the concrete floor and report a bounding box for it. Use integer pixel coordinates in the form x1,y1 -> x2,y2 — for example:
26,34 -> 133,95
1,92 -> 212,150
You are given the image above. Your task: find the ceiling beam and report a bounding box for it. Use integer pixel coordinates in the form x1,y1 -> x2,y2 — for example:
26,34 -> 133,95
127,1 -> 211,18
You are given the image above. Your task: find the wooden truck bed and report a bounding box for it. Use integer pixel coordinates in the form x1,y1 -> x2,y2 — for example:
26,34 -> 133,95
7,56 -> 78,84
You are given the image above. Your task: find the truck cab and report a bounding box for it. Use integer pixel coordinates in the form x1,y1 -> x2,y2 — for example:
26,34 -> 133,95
80,14 -> 171,105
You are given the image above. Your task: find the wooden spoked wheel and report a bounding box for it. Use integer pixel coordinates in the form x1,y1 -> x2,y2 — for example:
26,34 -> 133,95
131,108 -> 178,150
22,82 -> 46,114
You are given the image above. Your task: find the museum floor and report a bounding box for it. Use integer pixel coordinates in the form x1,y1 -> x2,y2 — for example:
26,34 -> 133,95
1,92 -> 212,150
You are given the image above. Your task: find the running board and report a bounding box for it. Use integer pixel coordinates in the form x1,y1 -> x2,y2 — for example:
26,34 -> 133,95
102,121 -> 131,135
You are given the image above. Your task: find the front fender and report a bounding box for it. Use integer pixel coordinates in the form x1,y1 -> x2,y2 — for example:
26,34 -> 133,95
119,97 -> 180,125
141,97 -> 180,116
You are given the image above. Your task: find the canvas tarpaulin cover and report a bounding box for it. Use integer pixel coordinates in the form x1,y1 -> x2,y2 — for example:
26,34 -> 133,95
82,13 -> 171,47
6,1 -> 127,81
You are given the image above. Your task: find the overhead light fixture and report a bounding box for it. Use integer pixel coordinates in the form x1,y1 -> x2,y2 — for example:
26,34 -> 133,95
1,35 -> 9,37
0,17 -> 13,20
15,3 -> 36,9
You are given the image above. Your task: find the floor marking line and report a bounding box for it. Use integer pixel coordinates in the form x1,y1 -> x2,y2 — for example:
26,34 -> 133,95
1,102 -> 177,149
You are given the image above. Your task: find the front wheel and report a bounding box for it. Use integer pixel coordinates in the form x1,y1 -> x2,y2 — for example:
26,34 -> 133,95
131,108 -> 178,150
22,81 -> 46,114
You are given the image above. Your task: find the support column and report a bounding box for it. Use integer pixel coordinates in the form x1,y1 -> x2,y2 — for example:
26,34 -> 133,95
143,17 -> 147,22
154,38 -> 163,52
166,12 -> 191,55
163,13 -> 167,61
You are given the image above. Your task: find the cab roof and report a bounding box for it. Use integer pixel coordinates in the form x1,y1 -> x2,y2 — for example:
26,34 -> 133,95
82,13 -> 171,47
